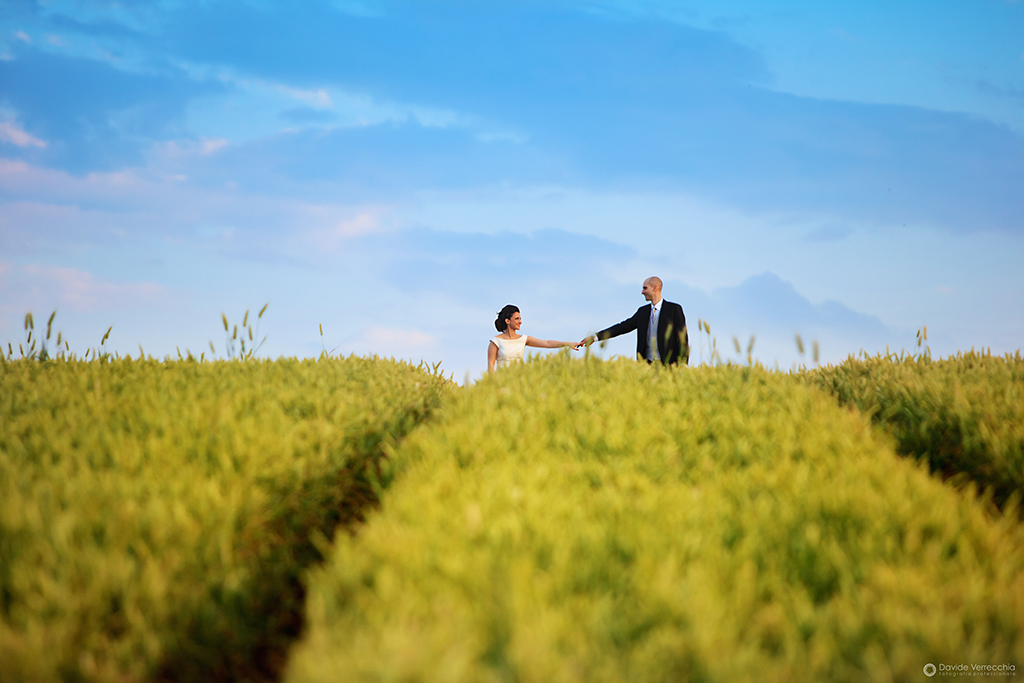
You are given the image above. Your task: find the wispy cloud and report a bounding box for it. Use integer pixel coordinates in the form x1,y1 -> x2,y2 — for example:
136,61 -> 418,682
0,121 -> 46,148
4,264 -> 165,313
277,84 -> 332,108
347,326 -> 438,361
0,46 -> 225,172
154,137 -> 229,159
365,326 -> 435,347
0,157 -> 403,264
4,4 -> 1021,233
301,205 -> 395,253
332,208 -> 388,239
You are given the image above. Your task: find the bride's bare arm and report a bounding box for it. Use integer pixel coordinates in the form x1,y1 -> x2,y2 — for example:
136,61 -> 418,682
487,340 -> 498,372
525,336 -> 576,349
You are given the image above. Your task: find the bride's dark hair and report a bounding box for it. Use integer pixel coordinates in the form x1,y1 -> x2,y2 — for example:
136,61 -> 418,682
495,305 -> 520,332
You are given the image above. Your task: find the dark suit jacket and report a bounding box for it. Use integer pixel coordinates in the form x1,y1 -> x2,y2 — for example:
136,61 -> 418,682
596,301 -> 689,365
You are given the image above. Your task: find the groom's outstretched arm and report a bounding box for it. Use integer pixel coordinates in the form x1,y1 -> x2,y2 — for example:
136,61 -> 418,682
579,309 -> 641,347
596,316 -> 640,341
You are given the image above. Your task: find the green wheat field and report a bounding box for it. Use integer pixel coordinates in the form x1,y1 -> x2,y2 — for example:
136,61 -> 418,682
2,317 -> 1022,682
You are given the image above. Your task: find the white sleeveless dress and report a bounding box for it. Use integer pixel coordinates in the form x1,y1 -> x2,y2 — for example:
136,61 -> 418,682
490,335 -> 528,368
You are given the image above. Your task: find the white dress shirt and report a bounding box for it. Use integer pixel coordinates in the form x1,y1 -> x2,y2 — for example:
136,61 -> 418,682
647,300 -> 662,361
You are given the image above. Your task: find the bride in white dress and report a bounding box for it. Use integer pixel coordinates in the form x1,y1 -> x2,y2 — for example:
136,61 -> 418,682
487,304 -> 578,373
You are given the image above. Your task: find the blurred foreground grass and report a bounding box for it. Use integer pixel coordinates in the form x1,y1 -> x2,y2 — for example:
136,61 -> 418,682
0,355 -> 449,682
288,355 -> 1024,683
3,349 -> 1023,682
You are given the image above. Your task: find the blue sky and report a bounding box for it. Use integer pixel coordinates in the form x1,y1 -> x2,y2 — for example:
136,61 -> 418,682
2,0 -> 1022,378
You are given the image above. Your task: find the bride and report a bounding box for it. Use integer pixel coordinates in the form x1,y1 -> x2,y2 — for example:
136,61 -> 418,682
488,304 -> 578,373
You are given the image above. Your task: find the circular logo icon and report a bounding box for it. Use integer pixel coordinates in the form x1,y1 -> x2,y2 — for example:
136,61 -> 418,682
924,663 -> 937,677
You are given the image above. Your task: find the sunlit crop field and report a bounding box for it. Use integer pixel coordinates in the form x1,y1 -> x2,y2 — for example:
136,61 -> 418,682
2,350 -> 1022,683
0,355 -> 449,682
288,354 -> 1024,683
806,349 -> 1024,510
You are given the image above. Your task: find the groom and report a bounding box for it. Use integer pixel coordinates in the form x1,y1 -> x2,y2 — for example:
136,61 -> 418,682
579,277 -> 689,365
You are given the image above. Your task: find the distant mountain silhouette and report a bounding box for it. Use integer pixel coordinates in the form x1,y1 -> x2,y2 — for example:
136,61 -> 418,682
666,271 -> 892,364
713,272 -> 887,332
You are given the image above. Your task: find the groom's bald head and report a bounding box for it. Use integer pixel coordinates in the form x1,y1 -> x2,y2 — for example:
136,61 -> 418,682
642,277 -> 663,303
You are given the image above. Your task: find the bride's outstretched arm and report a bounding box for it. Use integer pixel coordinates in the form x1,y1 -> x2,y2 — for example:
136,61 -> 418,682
525,336 -> 577,349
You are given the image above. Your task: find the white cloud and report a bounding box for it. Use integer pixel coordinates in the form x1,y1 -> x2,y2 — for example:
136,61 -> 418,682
303,206 -> 394,252
0,159 -> 404,265
278,85 -> 333,109
350,326 -> 438,360
334,210 -> 383,238
406,104 -> 472,129
154,137 -> 229,159
270,80 -> 469,128
366,326 -> 435,347
14,30 -> 31,43
0,122 -> 47,148
183,68 -> 474,145
0,162 -> 159,213
0,264 -> 165,314
202,138 -> 229,154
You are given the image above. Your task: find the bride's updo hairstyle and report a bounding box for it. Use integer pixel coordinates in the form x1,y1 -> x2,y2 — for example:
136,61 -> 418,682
495,305 -> 520,332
